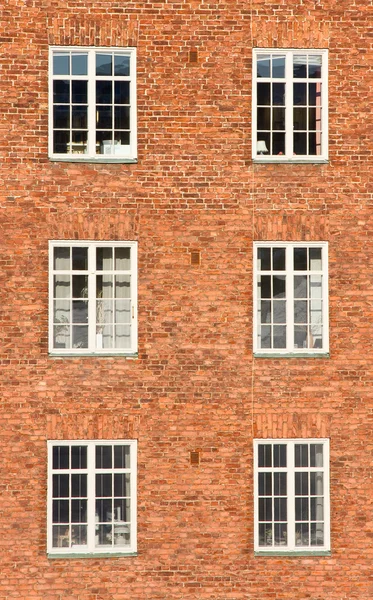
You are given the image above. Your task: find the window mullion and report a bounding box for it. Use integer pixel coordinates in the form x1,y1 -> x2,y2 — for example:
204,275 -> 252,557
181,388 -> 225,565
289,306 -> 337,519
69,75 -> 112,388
88,244 -> 96,352
285,52 -> 293,158
87,50 -> 96,157
287,442 -> 295,550
286,245 -> 294,351
86,444 -> 96,552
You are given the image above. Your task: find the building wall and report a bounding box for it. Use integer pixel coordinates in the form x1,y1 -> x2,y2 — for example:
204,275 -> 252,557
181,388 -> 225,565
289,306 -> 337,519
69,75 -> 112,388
1,0 -> 373,598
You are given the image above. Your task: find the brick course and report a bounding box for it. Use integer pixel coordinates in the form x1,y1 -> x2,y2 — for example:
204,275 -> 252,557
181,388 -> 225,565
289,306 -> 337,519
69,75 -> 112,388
1,0 -> 373,598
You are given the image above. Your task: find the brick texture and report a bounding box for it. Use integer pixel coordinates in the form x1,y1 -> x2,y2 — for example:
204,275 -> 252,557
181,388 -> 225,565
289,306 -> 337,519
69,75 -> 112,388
1,0 -> 373,598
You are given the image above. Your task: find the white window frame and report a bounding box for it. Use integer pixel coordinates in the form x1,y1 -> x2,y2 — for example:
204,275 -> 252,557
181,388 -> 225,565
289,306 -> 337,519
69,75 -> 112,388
48,46 -> 137,162
253,241 -> 329,356
252,49 -> 328,162
254,438 -> 330,554
49,240 -> 138,355
47,440 -> 137,556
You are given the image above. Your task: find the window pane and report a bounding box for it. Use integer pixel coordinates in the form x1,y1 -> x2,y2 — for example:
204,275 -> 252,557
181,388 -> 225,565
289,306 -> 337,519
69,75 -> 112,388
310,444 -> 323,467
259,497 -> 272,521
274,472 -> 287,496
54,80 -> 70,103
311,497 -> 324,521
311,523 -> 324,546
114,54 -> 130,76
53,53 -> 70,75
115,275 -> 131,298
96,81 -> 112,104
274,523 -> 287,546
72,53 -> 87,75
295,472 -> 308,496
273,326 -> 286,348
96,247 -> 113,271
295,522 -> 309,546
115,106 -> 130,129
295,444 -> 308,467
274,497 -> 287,521
273,276 -> 285,298
71,525 -> 87,546
96,446 -> 112,469
293,55 -> 307,78
96,499 -> 112,522
273,301 -> 285,324
257,82 -> 270,105
273,444 -> 286,467
258,444 -> 272,467
53,474 -> 69,498
53,106 -> 69,128
257,55 -> 270,78
71,499 -> 87,523
72,275 -> 88,298
97,524 -> 112,546
295,497 -> 309,521
294,82 -> 307,105
72,81 -> 87,104
272,83 -> 285,106
258,472 -> 272,496
71,474 -> 87,497
96,473 -> 112,497
97,106 -> 112,129
115,81 -> 130,104
53,446 -> 69,470
71,446 -> 87,469
72,247 -> 88,271
96,53 -> 112,75
114,473 -> 130,497
310,472 -> 324,496
53,499 -> 69,523
114,445 -> 131,468
308,55 -> 322,78
72,325 -> 88,348
272,56 -> 285,78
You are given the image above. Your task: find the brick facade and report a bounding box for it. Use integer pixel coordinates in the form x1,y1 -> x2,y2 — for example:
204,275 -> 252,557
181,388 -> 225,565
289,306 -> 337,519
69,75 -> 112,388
1,0 -> 373,598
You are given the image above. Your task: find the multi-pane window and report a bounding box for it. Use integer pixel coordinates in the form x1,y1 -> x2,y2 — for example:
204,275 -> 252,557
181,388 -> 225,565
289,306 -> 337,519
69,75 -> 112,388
49,47 -> 137,161
253,242 -> 328,354
47,440 -> 137,555
253,49 -> 328,161
49,241 -> 137,355
254,439 -> 330,553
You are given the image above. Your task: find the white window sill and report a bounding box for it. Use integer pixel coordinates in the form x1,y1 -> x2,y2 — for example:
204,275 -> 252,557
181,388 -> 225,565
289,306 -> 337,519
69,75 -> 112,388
49,352 -> 138,359
48,551 -> 138,559
49,157 -> 138,164
255,550 -> 331,557
253,158 -> 329,164
254,352 -> 329,359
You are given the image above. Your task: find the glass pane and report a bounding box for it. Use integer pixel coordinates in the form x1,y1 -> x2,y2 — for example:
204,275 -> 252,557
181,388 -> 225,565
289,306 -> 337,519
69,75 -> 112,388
53,525 -> 70,547
294,300 -> 307,323
258,444 -> 272,468
71,474 -> 87,497
257,107 -> 270,130
272,248 -> 285,270
71,247 -> 88,271
54,80 -> 70,104
273,108 -> 285,131
273,301 -> 286,323
258,472 -> 272,496
72,80 -> 87,104
114,522 -> 130,546
293,107 -> 307,131
274,523 -> 287,546
259,498 -> 272,521
273,276 -> 285,298
114,473 -> 130,497
257,82 -> 270,105
272,56 -> 285,78
72,275 -> 88,298
53,445 -> 69,470
294,82 -> 307,105
295,472 -> 308,496
115,325 -> 131,349
272,83 -> 285,106
309,82 -> 321,106
294,275 -> 307,298
114,54 -> 130,76
310,444 -> 323,467
310,472 -> 324,496
97,247 -> 113,271
54,325 -> 70,349
53,53 -> 70,75
54,275 -> 70,300
96,524 -> 113,546
54,300 -> 70,325
260,325 -> 271,348
53,499 -> 69,523
53,130 -> 70,154
71,499 -> 87,523
97,275 -> 113,299
114,445 -> 130,469
310,275 -> 322,299
71,525 -> 87,546
260,276 -> 271,299
294,248 -> 307,270
114,247 -> 131,270
71,445 -> 87,469
274,497 -> 287,521
54,248 -> 70,273
311,497 -> 324,521
72,53 -> 87,75
115,275 -> 131,298
309,55 -> 322,78
295,497 -> 309,521
294,326 -> 307,349
96,499 -> 112,523
294,132 -> 307,155
96,473 -> 112,498
260,300 -> 271,324
53,106 -> 69,128
311,523 -> 324,546
274,472 -> 286,496
115,81 -> 130,104
258,247 -> 270,271
53,474 -> 69,498
96,299 -> 113,324
96,54 -> 112,75
97,106 -> 112,129
114,499 -> 130,522
295,522 -> 309,546
257,55 -> 270,78
102,324 -> 114,348
273,445 -> 286,467
309,248 -> 322,270
115,131 -> 130,146
72,300 -> 88,323
96,81 -> 112,104
273,326 -> 286,348
96,445 -> 112,469
293,55 -> 307,78
272,133 -> 285,155
71,130 -> 88,153
295,444 -> 308,467
115,107 -> 130,129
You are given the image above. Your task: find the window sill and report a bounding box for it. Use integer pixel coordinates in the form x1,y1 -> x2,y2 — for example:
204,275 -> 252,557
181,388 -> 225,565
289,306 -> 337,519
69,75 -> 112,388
48,551 -> 138,559
254,352 -> 329,359
49,352 -> 138,359
253,158 -> 329,165
49,157 -> 138,164
255,550 -> 331,557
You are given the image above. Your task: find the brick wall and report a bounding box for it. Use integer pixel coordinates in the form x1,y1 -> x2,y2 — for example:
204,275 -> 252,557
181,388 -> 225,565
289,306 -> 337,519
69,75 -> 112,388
1,0 -> 373,598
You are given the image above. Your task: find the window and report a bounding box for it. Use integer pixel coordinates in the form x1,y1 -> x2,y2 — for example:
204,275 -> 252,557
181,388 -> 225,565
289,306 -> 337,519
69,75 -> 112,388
254,439 -> 330,553
49,241 -> 137,355
252,49 -> 328,161
253,242 -> 328,355
47,440 -> 137,556
49,47 -> 137,161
